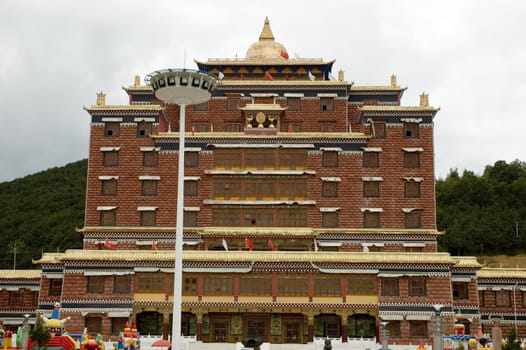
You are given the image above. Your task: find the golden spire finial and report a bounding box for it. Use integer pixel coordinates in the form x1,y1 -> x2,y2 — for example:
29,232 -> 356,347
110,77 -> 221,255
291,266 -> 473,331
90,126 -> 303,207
390,74 -> 397,87
134,74 -> 141,86
338,69 -> 345,82
96,91 -> 106,106
420,92 -> 429,107
259,16 -> 275,41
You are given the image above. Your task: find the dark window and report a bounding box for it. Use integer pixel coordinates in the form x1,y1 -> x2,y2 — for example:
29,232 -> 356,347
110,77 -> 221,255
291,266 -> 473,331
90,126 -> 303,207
245,150 -> 274,169
363,152 -> 379,168
496,290 -> 511,306
409,321 -> 427,338
184,180 -> 198,196
404,122 -> 419,138
320,97 -> 335,111
85,317 -> 103,334
103,151 -> 119,167
101,179 -> 117,196
193,123 -> 207,132
246,180 -> 274,199
114,275 -> 131,294
322,151 -> 338,167
287,97 -> 301,111
288,123 -> 302,132
49,279 -> 62,296
452,282 -> 469,300
245,209 -> 274,226
404,152 -> 420,168
213,180 -> 242,198
405,211 -> 422,229
143,151 -> 159,167
203,275 -> 232,296
136,273 -> 164,292
279,149 -> 307,169
184,211 -> 198,227
314,277 -> 341,296
137,121 -> 151,137
405,246 -> 423,252
278,208 -> 308,227
214,149 -> 242,169
405,181 -> 421,198
140,211 -> 156,226
409,277 -> 426,296
100,210 -> 116,226
105,122 -> 120,137
239,276 -> 272,296
212,208 -> 241,226
320,123 -> 335,132
279,180 -> 307,199
363,211 -> 380,228
278,277 -> 307,296
141,180 -> 157,196
322,211 -> 339,228
111,318 -> 128,336
87,276 -> 104,294
381,278 -> 399,296
227,97 -> 240,111
9,291 -> 23,305
363,181 -> 380,197
185,151 -> 199,168
225,123 -> 241,132
374,121 -> 386,138
193,102 -> 208,111
183,276 -> 198,296
348,275 -> 376,295
32,291 -> 39,306
387,321 -> 401,338
322,182 -> 339,197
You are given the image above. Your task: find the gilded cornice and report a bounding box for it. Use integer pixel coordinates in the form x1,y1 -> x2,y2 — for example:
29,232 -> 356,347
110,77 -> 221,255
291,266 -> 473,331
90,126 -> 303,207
477,268 -> 526,279
359,105 -> 440,113
217,79 -> 346,87
450,256 -> 483,268
198,227 -> 313,237
0,269 -> 41,279
122,85 -> 153,92
351,85 -> 407,92
84,105 -> 162,112
35,249 -> 454,266
152,132 -> 368,140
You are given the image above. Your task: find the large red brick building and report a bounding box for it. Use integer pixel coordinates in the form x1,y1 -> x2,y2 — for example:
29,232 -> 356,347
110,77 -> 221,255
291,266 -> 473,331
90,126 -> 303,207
2,17 -> 525,345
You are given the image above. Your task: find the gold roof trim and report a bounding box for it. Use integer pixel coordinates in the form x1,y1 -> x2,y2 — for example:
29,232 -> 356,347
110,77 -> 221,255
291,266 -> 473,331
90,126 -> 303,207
152,132 -> 368,139
78,226 -> 177,233
359,105 -> 440,112
314,228 -> 442,235
199,227 -> 313,236
239,103 -> 287,111
122,85 -> 153,92
218,79 -> 345,86
351,85 -> 407,92
84,105 -> 162,111
477,268 -> 526,279
35,249 -> 454,265
0,269 -> 41,279
451,256 -> 483,268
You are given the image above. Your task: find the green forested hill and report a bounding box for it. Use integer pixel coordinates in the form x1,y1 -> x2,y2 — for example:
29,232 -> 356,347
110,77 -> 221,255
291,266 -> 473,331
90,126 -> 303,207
0,159 -> 87,269
0,158 -> 525,269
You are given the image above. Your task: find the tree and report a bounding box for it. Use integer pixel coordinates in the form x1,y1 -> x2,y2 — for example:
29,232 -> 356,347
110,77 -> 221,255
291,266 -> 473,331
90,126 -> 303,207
502,327 -> 521,350
29,318 -> 51,349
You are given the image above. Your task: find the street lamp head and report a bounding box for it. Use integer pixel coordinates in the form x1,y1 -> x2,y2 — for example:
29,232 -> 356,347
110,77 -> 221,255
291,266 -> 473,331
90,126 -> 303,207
433,304 -> 444,312
145,68 -> 217,105
381,321 -> 389,327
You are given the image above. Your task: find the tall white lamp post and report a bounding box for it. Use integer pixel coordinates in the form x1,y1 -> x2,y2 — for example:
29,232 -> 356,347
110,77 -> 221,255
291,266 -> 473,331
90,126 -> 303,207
380,321 -> 389,350
433,304 -> 445,350
145,69 -> 217,350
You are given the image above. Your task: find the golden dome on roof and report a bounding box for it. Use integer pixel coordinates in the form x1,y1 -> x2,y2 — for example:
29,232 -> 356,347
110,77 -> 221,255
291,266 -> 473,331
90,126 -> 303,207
246,17 -> 288,61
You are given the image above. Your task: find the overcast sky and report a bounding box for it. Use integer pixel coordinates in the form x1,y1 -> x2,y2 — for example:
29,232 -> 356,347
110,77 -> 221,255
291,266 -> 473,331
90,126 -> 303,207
1,1 -> 525,183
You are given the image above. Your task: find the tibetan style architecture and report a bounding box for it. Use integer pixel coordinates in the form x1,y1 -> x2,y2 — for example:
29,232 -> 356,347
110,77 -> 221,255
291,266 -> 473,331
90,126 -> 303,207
4,17 -> 521,345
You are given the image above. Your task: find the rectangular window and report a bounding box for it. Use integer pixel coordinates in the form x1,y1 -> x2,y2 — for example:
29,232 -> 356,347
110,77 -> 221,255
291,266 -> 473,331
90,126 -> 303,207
404,152 -> 420,168
49,279 -> 63,296
387,321 -> 401,338
408,277 -> 427,296
322,182 -> 339,197
185,151 -> 199,168
184,180 -> 198,196
496,290 -> 511,306
348,275 -> 377,295
405,211 -> 422,229
363,152 -> 379,168
214,149 -> 242,169
111,318 -> 128,336
140,210 -> 156,226
183,276 -> 198,296
101,179 -> 117,196
320,97 -> 335,111
212,208 -> 241,226
32,291 -> 39,306
227,97 -> 240,111
363,211 -> 380,228
103,151 -> 119,167
409,321 -> 427,338
137,121 -> 152,137
203,275 -> 232,296
479,291 -> 485,307
193,102 -> 208,111
246,180 -> 274,199
279,149 -> 307,169
105,122 -> 120,137
143,151 -> 159,167
405,181 -> 421,198
405,246 -> 423,252
193,123 -> 207,132
288,123 -> 302,132
322,151 -> 338,167
245,150 -> 274,169
225,123 -> 241,132
87,276 -> 104,294
452,282 -> 469,300
100,210 -> 116,226
85,316 -> 103,334
381,278 -> 399,296
314,277 -> 341,296
279,180 -> 307,199
363,181 -> 380,197
136,273 -> 164,292
141,180 -> 157,196
320,123 -> 335,132
9,291 -> 23,305
374,121 -> 386,138
287,97 -> 301,111
114,275 -> 131,294
213,180 -> 242,198
404,122 -> 419,138
322,212 -> 339,228
245,209 -> 274,226
278,276 -> 307,296
278,207 -> 307,227
239,276 -> 272,296
184,211 -> 198,227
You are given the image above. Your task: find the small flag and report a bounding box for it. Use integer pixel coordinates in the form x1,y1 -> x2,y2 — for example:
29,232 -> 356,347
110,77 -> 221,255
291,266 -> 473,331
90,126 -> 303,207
222,239 -> 229,251
313,239 -> 318,252
192,126 -> 195,135
265,71 -> 274,81
245,237 -> 254,251
268,239 -> 276,251
241,74 -> 246,80
288,124 -> 293,133
152,241 -> 158,250
280,50 -> 289,60
210,124 -> 214,132
218,71 -> 225,80
308,70 -> 315,81
104,237 -> 116,250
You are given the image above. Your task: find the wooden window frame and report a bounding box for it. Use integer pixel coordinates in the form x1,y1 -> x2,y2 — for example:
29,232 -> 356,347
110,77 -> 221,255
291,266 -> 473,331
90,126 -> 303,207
224,123 -> 241,132
405,211 -> 422,229
409,321 -> 428,338
314,276 -> 341,296
405,181 -> 421,198
363,211 -> 380,228
452,282 -> 469,300
87,276 -> 105,294
322,151 -> 338,167
363,152 -> 379,168
140,210 -> 156,226
226,97 -> 240,111
363,181 -> 380,197
381,278 -> 399,296
101,179 -> 117,196
9,290 -> 23,305
100,210 -> 116,226
141,180 -> 158,196
104,122 -> 120,137
85,316 -> 103,334
136,273 -> 164,293
408,276 -> 427,297
404,152 -> 420,168
185,151 -> 199,168
103,151 -> 119,167
374,121 -> 386,138
143,151 -> 159,167
113,275 -> 131,294
287,97 -> 301,112
320,97 -> 335,112
137,121 -> 152,137
322,211 -> 339,228
184,180 -> 198,197
184,211 -> 198,227
348,275 -> 377,295
322,181 -> 339,197
49,279 -> 62,296
193,102 -> 209,112
278,276 -> 307,296
495,290 -> 511,307
404,122 -> 420,138
278,207 -> 308,227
